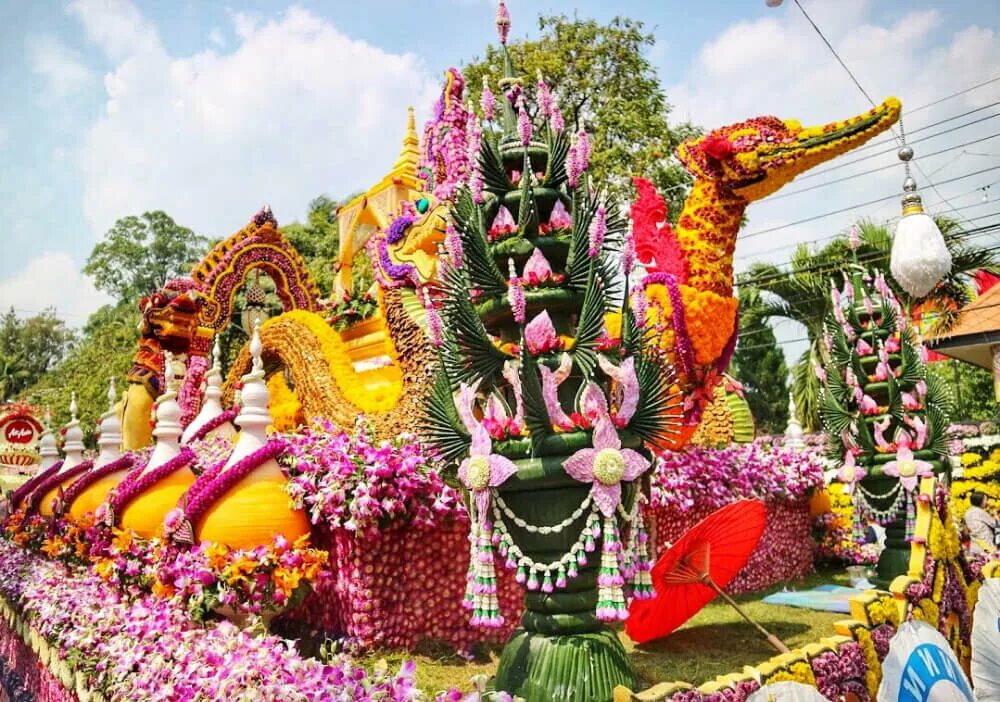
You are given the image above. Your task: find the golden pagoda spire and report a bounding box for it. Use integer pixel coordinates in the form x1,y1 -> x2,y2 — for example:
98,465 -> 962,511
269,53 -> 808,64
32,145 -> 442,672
391,105 -> 420,176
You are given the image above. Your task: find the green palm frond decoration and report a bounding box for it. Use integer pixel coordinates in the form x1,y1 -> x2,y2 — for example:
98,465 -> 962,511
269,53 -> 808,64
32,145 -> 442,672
886,374 -> 904,423
925,373 -> 956,420
925,403 -> 951,458
517,151 -> 538,233
824,363 -> 850,404
441,265 -> 510,385
820,390 -> 854,436
875,300 -> 897,335
544,128 -> 570,190
897,338 -> 924,388
827,322 -> 853,368
565,189 -> 600,289
570,265 -> 607,379
626,344 -> 681,447
479,138 -> 512,196
517,347 -> 553,453
420,360 -> 471,468
855,417 -> 875,455
452,190 -> 507,299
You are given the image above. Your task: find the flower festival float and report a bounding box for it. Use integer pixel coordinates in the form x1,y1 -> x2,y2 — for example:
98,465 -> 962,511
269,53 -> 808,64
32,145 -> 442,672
817,254 -> 952,585
413,3 -> 905,699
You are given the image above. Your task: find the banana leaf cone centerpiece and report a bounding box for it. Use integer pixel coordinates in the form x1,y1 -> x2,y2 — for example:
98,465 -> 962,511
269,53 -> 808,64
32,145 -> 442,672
420,10 -> 682,699
818,260 -> 952,586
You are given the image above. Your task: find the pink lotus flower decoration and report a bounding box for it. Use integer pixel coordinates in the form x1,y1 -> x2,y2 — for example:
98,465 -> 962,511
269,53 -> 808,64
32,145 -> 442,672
836,452 -> 866,494
458,423 -> 518,524
598,356 -> 639,427
564,416 -> 650,517
856,337 -> 874,357
543,200 -> 573,233
489,205 -> 517,240
522,248 -> 553,285
525,311 -> 563,355
883,440 -> 933,492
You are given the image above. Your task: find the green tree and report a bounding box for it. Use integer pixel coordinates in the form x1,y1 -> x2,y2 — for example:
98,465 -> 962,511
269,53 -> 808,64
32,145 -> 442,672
927,359 -> 996,422
741,217 -> 999,431
0,307 -> 75,401
732,290 -> 789,434
84,211 -> 208,301
462,14 -> 700,216
22,302 -> 139,446
280,195 -> 343,297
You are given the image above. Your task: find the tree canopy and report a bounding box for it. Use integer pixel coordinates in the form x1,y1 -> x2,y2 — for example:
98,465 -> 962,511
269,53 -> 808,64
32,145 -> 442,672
0,308 -> 74,402
83,211 -> 208,301
731,291 -> 789,435
462,14 -> 700,216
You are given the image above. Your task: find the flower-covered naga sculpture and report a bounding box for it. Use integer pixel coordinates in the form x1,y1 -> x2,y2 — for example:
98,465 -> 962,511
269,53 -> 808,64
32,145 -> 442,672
635,100 -> 903,445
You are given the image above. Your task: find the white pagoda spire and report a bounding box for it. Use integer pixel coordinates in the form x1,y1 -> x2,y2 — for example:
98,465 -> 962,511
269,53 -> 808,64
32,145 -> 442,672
144,351 -> 185,472
95,378 -> 123,467
223,322 -> 271,468
181,337 -> 236,444
37,409 -> 59,471
61,392 -> 86,471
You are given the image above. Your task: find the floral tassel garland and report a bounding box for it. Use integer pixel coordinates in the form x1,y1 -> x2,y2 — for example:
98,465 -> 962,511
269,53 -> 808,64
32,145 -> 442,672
905,490 -> 916,542
596,514 -> 627,622
626,501 -> 655,600
465,503 -> 503,628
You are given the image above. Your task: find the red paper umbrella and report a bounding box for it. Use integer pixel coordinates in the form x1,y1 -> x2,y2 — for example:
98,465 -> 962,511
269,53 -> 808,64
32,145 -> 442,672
626,499 -> 788,652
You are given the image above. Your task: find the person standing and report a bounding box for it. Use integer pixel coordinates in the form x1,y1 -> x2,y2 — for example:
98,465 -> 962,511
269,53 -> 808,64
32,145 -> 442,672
965,492 -> 998,557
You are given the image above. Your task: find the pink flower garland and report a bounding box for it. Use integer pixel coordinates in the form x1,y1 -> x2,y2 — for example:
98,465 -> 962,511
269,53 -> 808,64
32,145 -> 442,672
177,354 -> 209,428
641,272 -> 695,374
186,408 -> 239,444
26,461 -> 93,514
104,448 -> 196,527
10,460 -> 63,510
171,440 -> 287,544
60,455 -> 135,513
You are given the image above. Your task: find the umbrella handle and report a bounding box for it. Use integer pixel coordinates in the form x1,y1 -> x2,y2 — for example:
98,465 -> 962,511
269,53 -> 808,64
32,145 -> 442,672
704,576 -> 790,654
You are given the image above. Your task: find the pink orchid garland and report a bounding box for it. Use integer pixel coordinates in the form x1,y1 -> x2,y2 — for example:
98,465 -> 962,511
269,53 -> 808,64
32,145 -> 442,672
60,455 -> 135,513
186,408 -> 239,444
10,460 -> 63,511
105,448 -> 196,527
26,461 -> 93,514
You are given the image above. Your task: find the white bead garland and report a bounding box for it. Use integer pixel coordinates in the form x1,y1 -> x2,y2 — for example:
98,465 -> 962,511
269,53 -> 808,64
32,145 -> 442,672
490,498 -> 599,575
493,492 -> 593,534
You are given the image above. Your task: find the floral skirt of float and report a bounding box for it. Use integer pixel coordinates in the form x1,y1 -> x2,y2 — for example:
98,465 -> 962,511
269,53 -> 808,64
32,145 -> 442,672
481,455 -> 650,702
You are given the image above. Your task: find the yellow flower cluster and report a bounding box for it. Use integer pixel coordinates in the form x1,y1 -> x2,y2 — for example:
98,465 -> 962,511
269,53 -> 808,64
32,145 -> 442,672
266,373 -> 304,433
853,627 -> 881,697
759,659 -> 815,686
644,284 -> 738,369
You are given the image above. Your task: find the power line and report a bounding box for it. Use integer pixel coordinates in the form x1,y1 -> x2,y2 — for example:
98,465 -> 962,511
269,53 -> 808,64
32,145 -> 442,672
736,184 -> 1000,262
741,166 -> 1000,240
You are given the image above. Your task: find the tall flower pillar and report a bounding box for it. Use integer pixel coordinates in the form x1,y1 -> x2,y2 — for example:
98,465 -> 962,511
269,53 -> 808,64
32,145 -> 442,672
819,265 -> 951,585
421,6 -> 670,698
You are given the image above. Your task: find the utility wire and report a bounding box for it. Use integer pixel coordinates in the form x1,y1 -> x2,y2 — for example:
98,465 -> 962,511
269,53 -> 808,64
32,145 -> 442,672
741,166 -> 1000,240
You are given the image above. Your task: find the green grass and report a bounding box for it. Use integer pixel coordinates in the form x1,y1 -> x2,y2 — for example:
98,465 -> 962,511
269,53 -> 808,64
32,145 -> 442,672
358,568 -> 851,695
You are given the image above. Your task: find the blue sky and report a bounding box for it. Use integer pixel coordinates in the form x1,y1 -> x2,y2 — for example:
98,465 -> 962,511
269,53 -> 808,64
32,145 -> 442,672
1,0 -> 998,362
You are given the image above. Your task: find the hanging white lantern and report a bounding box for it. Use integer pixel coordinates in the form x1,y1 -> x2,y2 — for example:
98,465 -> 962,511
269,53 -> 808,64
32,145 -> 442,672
889,145 -> 951,298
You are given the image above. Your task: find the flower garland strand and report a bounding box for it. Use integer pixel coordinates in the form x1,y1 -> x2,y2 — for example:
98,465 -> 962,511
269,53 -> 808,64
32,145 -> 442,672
60,455 -> 135,514
186,408 -> 239,444
26,461 -> 93,514
104,448 -> 196,527
172,440 -> 287,544
10,461 -> 63,511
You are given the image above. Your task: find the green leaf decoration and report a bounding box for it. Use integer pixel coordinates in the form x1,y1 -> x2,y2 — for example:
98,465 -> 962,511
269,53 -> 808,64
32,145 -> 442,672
517,150 -> 538,234
452,190 -> 507,299
875,300 -> 897,335
824,362 -> 850,405
518,345 -> 553,453
565,188 -> 600,288
570,264 -> 607,379
419,360 -> 471,467
855,417 -> 875,455
896,335 -> 924,388
544,128 -> 569,190
626,344 -> 682,447
441,265 -> 510,386
479,138 -> 511,196
925,401 -> 951,458
827,321 -> 853,369
820,390 -> 854,436
885,373 -> 904,423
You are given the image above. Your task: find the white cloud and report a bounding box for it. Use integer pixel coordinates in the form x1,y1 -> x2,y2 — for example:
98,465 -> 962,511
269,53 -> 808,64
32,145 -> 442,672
669,2 -> 1000,362
0,253 -> 111,325
0,125 -> 7,150
70,3 -> 438,240
27,35 -> 94,99
207,28 -> 225,48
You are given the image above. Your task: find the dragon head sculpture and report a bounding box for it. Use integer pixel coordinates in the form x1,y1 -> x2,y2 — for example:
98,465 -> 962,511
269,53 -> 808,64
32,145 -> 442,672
131,278 -> 208,395
677,97 -> 901,202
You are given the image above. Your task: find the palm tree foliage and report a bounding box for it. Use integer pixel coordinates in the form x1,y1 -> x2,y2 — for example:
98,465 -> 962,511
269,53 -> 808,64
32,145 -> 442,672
739,217 -> 1000,431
